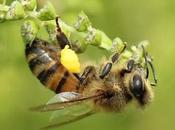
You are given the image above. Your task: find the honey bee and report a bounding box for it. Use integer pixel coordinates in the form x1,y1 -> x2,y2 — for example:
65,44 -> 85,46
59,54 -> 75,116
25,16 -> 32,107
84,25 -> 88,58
29,17 -> 157,129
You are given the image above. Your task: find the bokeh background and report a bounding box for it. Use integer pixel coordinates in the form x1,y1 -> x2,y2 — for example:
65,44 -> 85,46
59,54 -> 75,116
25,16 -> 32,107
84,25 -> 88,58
0,0 -> 174,130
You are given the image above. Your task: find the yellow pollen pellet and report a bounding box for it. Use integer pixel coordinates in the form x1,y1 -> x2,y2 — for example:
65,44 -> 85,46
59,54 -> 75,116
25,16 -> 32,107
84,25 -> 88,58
60,45 -> 80,73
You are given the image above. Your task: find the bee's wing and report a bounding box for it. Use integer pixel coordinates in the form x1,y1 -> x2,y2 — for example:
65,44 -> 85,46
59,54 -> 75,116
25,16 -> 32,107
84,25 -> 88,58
30,92 -> 102,112
48,92 -> 94,119
47,92 -> 81,104
42,110 -> 95,130
30,92 -> 100,129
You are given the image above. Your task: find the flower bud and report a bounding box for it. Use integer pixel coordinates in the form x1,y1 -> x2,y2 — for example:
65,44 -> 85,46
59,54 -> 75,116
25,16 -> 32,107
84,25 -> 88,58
6,1 -> 25,20
112,37 -> 126,53
21,20 -> 38,44
99,31 -> 112,50
69,30 -> 88,53
20,0 -> 36,11
119,50 -> 133,64
86,28 -> 112,50
132,41 -> 149,63
121,50 -> 132,59
37,1 -> 56,21
44,21 -> 57,43
138,40 -> 149,49
86,28 -> 101,46
74,11 -> 92,32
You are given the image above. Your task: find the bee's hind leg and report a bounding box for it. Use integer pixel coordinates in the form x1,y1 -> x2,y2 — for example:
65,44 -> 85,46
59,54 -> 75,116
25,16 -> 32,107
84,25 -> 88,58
99,44 -> 126,79
55,16 -> 71,49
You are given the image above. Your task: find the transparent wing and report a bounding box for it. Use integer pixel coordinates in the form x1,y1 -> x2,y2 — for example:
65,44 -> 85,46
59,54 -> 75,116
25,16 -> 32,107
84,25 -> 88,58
30,92 -> 103,112
45,92 -> 94,121
30,92 -> 102,129
42,92 -> 96,129
47,92 -> 81,104
42,110 -> 96,130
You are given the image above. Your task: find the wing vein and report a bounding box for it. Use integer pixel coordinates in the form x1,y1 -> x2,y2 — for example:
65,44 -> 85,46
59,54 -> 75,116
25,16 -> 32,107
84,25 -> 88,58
30,93 -> 103,112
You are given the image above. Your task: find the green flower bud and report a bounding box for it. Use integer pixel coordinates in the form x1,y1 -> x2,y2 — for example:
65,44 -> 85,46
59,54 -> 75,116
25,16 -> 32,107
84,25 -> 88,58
44,20 -> 57,43
119,50 -> 133,64
20,0 -> 36,11
6,1 -> 25,20
138,40 -> 149,49
131,45 -> 137,52
21,20 -> 39,44
58,19 -> 75,38
121,50 -> 132,59
131,41 -> 149,63
70,30 -> 88,53
99,31 -> 113,50
74,11 -> 92,32
85,28 -> 113,50
112,37 -> 126,53
86,28 -> 102,46
37,1 -> 56,21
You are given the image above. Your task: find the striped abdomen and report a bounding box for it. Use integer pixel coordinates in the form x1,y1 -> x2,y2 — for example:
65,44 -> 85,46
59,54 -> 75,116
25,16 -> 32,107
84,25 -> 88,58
25,38 -> 80,93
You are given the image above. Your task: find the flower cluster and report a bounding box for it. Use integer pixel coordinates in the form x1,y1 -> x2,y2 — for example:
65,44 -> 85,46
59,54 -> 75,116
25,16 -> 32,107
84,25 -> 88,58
0,0 -> 149,72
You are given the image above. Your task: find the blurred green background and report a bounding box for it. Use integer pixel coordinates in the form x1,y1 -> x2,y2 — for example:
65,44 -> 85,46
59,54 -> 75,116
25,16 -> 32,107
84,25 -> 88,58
0,0 -> 174,130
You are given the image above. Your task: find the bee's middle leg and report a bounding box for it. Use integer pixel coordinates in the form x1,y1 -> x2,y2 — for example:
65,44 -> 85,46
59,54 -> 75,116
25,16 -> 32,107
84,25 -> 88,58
99,44 -> 126,79
79,66 -> 97,86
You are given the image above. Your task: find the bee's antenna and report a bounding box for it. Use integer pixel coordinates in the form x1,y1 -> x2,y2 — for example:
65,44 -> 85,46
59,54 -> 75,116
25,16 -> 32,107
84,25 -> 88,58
142,45 -> 149,79
142,45 -> 157,86
148,59 -> 158,86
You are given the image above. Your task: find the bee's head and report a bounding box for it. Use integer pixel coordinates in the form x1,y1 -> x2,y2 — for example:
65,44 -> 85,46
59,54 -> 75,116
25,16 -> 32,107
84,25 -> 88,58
128,69 -> 154,106
123,45 -> 157,107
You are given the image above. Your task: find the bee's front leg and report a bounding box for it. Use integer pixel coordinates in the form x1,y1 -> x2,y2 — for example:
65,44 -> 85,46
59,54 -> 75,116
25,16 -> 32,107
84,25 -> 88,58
124,59 -> 135,73
119,59 -> 135,77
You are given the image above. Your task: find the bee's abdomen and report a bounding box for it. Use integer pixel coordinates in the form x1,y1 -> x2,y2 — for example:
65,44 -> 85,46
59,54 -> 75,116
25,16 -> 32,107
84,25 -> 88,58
25,38 -> 80,93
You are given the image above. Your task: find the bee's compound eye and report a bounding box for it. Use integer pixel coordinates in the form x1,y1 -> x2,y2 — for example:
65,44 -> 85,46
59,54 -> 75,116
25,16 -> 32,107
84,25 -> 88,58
131,74 -> 144,97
